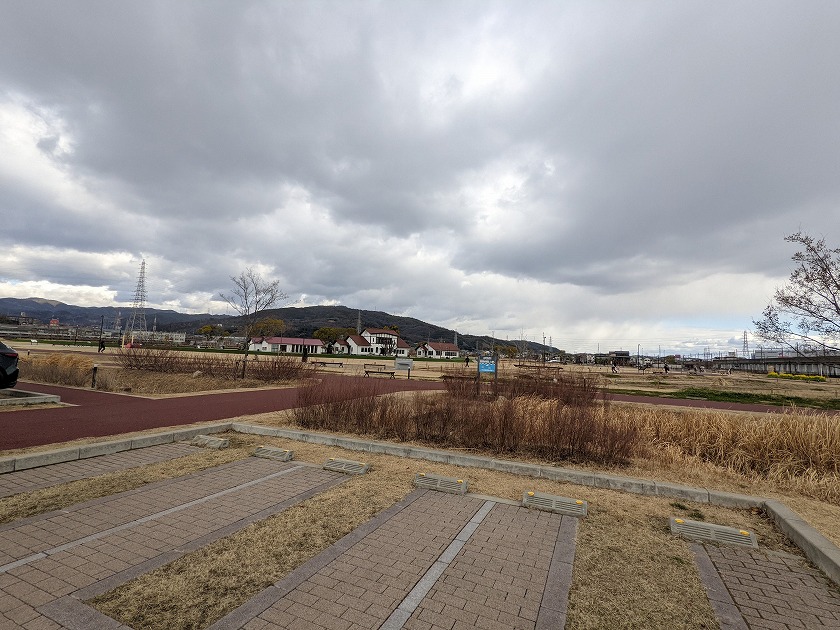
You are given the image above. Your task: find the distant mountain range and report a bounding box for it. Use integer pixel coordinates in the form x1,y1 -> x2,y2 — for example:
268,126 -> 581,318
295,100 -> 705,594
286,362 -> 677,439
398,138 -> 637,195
0,297 -> 556,353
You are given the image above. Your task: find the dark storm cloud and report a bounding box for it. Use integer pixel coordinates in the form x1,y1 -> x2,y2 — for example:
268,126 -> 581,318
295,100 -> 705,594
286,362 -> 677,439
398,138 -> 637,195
1,1 -> 839,351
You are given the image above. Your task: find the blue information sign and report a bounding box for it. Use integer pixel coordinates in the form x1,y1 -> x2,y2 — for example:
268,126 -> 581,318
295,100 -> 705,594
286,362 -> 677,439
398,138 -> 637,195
478,360 -> 496,374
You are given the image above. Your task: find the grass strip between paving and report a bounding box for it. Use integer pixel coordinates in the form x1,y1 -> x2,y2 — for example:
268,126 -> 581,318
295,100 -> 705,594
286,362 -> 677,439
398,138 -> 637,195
85,433 -> 799,630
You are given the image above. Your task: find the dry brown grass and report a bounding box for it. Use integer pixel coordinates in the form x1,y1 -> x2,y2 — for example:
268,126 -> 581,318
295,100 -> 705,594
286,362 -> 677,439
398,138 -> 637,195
88,432 -> 789,630
5,358 -> 840,627
17,350 -> 313,395
245,399 -> 840,540
0,447 -> 246,524
17,353 -> 95,387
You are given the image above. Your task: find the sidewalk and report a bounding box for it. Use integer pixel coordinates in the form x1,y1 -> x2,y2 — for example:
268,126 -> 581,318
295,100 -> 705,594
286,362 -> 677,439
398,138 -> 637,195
210,489 -> 578,630
0,443 -> 200,498
0,459 -> 345,629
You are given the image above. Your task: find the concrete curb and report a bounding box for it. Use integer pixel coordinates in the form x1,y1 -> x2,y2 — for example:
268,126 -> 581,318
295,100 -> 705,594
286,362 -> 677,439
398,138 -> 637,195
0,389 -> 61,407
0,422 -> 232,472
763,499 -> 840,588
1,421 -> 838,588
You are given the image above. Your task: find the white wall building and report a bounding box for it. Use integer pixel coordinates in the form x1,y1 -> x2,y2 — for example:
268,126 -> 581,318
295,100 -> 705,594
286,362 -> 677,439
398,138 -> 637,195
249,336 -> 325,354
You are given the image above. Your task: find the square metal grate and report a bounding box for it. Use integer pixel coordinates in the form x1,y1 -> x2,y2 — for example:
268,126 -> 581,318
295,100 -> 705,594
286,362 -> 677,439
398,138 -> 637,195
522,491 -> 588,517
252,446 -> 294,462
323,458 -> 371,475
413,473 -> 468,495
190,435 -> 230,449
670,517 -> 758,548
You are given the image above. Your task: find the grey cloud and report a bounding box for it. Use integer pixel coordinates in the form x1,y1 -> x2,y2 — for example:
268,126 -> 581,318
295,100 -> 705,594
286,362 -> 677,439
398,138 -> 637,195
1,1 -> 839,352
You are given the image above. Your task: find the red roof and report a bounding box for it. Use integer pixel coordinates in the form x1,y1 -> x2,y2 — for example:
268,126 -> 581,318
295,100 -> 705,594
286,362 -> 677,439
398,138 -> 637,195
422,342 -> 460,352
347,335 -> 371,347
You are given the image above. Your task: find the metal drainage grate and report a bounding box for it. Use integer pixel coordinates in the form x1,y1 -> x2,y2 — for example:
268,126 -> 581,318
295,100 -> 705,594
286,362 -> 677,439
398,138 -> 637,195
190,435 -> 230,449
323,458 -> 370,475
522,491 -> 588,517
413,473 -> 468,495
670,517 -> 758,548
252,446 -> 294,462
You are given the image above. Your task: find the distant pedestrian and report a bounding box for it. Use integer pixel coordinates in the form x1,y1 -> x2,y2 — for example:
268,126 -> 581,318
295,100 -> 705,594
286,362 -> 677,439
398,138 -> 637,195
98,340 -> 106,353
664,363 -> 669,374
465,356 -> 470,367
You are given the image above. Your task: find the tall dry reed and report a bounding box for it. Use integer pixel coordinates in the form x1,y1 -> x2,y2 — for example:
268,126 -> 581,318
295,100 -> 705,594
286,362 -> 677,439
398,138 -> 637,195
18,354 -> 94,387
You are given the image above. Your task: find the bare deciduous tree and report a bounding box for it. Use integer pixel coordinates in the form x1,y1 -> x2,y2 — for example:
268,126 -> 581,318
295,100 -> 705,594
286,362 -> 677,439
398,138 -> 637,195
220,268 -> 288,377
753,231 -> 840,353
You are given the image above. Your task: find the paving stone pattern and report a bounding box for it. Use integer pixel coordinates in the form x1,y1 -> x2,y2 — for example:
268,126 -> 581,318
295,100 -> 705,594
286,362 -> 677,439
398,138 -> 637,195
0,458 -> 344,629
212,491 -> 577,630
0,443 -> 201,498
403,502 -> 564,630
704,544 -> 840,629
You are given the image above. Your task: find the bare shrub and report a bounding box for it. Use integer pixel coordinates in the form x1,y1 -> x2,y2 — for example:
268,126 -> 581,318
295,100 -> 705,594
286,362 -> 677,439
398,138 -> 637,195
293,373 -> 635,465
114,348 -> 313,383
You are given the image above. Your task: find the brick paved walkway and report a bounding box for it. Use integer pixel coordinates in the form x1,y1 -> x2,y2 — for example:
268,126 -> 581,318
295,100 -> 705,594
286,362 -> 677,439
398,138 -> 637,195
0,443 -> 201,499
211,490 -> 578,630
0,458 -> 345,629
693,543 -> 840,629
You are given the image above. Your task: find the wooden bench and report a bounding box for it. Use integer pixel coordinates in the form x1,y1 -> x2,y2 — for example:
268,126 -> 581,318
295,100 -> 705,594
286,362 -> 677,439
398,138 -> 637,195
364,363 -> 395,379
440,374 -> 475,381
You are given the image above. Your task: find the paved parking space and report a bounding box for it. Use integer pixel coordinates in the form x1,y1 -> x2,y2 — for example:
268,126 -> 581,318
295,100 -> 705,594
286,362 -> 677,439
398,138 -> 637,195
0,443 -> 201,499
0,458 -> 346,630
4,444 -> 840,629
210,490 -> 578,630
693,544 -> 840,629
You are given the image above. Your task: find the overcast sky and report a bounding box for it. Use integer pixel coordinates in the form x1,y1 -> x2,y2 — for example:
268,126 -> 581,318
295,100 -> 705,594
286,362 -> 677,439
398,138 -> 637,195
1,1 -> 838,355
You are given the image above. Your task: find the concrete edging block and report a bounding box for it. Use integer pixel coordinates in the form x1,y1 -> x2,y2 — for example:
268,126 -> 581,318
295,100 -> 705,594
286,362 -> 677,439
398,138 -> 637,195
333,437 -> 367,451
764,500 -> 840,586
446,453 -> 489,468
130,433 -> 174,449
404,447 -> 450,464
707,490 -> 766,509
655,481 -> 710,503
0,458 -> 15,474
380,444 -> 415,458
539,467 -> 596,486
171,424 -> 231,442
365,441 -> 392,455
15,448 -> 80,471
234,424 -> 293,439
594,473 -> 657,495
488,459 -> 541,477
78,440 -> 132,459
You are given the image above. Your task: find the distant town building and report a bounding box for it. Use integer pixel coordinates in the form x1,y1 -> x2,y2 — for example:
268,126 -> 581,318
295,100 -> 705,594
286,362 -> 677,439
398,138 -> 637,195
249,337 -> 325,355
415,341 -> 460,359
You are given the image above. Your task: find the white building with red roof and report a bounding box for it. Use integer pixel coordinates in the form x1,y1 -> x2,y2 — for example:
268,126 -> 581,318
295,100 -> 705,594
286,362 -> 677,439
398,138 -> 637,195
415,341 -> 460,359
361,328 -> 410,357
332,328 -> 411,356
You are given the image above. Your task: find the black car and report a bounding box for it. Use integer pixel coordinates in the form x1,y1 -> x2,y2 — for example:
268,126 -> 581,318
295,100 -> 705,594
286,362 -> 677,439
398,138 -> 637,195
0,341 -> 19,389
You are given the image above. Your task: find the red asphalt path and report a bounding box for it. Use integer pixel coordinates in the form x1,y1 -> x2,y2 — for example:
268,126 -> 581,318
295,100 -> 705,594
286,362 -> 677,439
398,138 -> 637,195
4,380 -> 830,452
2,377 -> 444,451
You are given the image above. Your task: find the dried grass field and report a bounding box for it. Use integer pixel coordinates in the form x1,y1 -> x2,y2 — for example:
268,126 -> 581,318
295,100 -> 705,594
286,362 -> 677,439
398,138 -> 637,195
4,346 -> 840,628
